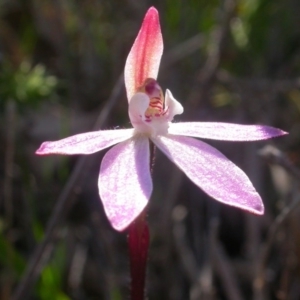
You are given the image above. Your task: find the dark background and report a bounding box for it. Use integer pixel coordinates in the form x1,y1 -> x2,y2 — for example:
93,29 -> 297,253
0,0 -> 299,299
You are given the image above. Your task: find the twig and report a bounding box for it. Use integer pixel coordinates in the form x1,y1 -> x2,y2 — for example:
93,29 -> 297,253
253,146 -> 300,300
253,193 -> 300,300
68,242 -> 88,291
2,99 -> 16,300
162,33 -> 205,69
190,0 -> 236,103
244,144 -> 264,260
4,100 -> 16,228
159,166 -> 183,236
172,206 -> 215,299
210,219 -> 244,300
172,205 -> 198,283
216,69 -> 300,93
199,0 -> 236,83
258,145 -> 300,182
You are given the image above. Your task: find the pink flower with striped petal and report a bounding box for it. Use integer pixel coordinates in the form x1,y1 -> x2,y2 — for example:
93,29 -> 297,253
36,7 -> 287,231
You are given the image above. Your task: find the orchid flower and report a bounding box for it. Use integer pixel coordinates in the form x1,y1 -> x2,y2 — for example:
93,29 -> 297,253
36,7 -> 287,231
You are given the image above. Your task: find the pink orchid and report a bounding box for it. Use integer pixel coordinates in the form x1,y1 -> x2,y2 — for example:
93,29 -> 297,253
36,7 -> 287,231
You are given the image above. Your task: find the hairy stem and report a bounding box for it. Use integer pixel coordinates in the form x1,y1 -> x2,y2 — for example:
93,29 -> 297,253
128,211 -> 149,300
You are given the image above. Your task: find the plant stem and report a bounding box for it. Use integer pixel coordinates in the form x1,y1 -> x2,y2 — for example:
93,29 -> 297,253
128,211 -> 149,300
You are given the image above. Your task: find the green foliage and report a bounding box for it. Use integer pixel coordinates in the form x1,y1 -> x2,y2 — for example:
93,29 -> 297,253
0,230 -> 26,278
36,242 -> 70,300
163,0 -> 219,39
0,61 -> 57,109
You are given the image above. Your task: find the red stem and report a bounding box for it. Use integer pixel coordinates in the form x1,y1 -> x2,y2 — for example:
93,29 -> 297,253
128,211 -> 149,300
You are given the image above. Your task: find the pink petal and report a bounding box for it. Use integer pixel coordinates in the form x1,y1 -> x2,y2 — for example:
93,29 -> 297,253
168,122 -> 287,141
36,128 -> 135,155
152,134 -> 264,214
125,7 -> 163,101
99,136 -> 152,231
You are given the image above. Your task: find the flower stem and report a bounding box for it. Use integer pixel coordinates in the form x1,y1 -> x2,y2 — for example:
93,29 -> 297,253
128,210 -> 149,300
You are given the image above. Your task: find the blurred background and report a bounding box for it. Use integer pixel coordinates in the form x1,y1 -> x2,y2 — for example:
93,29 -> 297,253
0,0 -> 299,299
